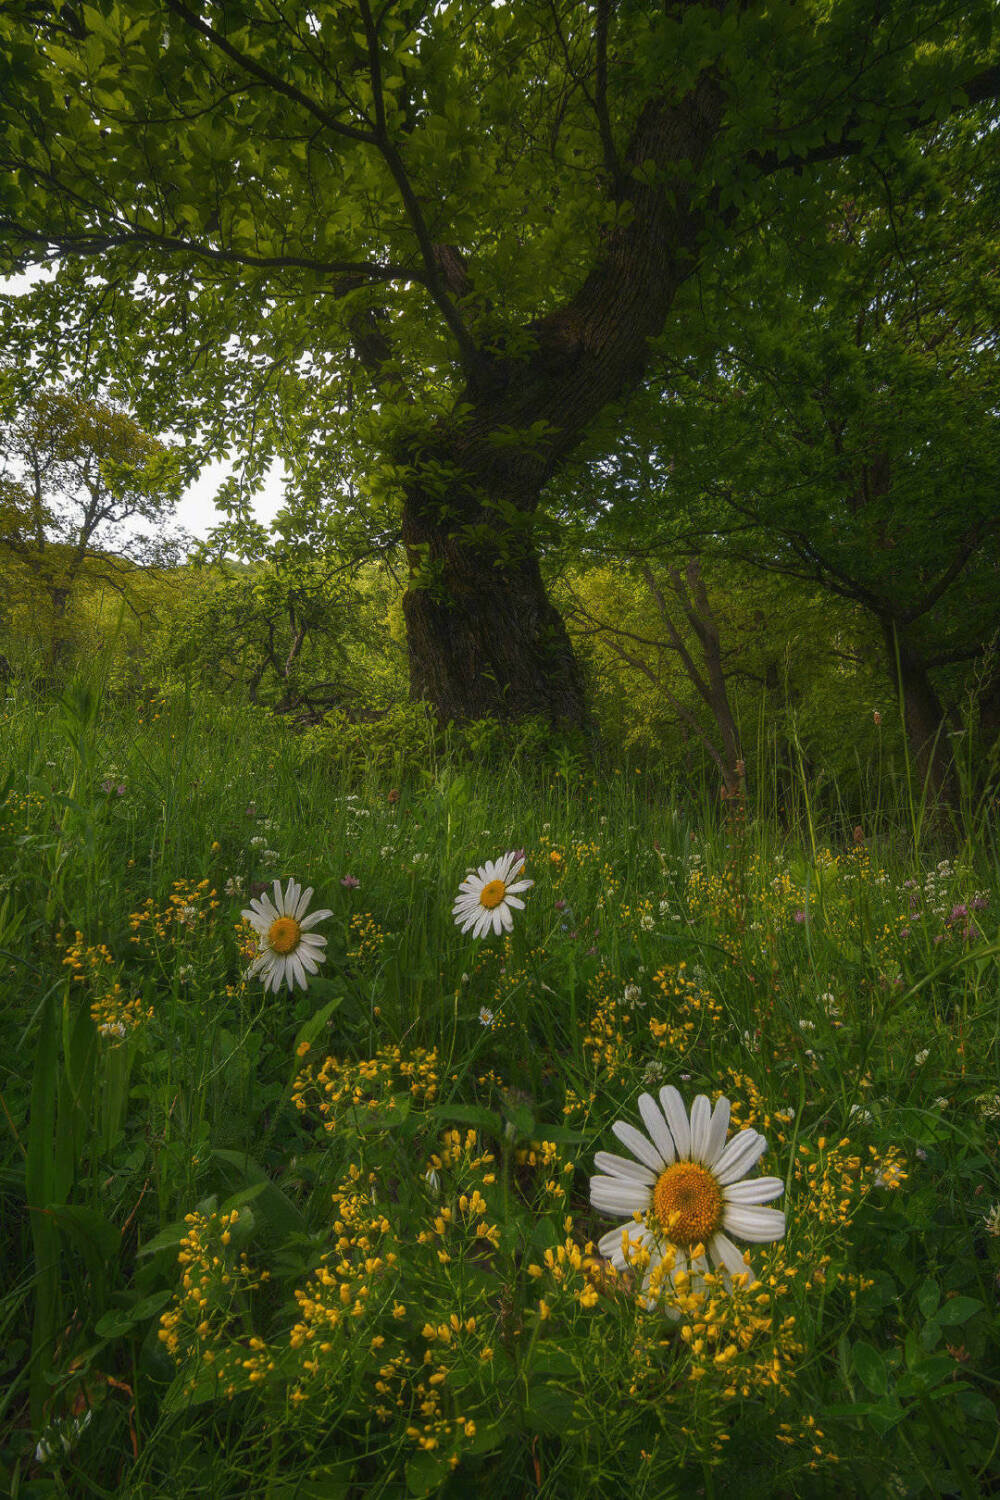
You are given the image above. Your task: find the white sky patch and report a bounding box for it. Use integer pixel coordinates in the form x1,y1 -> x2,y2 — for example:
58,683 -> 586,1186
176,456 -> 287,541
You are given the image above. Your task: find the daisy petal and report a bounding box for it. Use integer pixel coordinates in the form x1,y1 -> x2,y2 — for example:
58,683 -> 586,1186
689,1095 -> 712,1163
637,1093 -> 676,1166
721,1204 -> 786,1242
722,1176 -> 784,1205
659,1085 -> 691,1159
704,1096 -> 731,1166
300,907 -> 332,929
709,1231 -> 754,1280
714,1130 -> 768,1185
589,1176 -> 652,1216
594,1151 -> 658,1185
611,1119 -> 667,1173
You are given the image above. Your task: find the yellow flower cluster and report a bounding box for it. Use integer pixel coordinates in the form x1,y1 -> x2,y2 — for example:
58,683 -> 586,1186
514,1138 -> 576,1208
128,878 -> 219,950
62,931 -> 115,983
61,932 -> 153,1043
292,1044 -> 440,1129
0,787 -> 46,835
582,985 -> 638,1083
161,1151 -> 498,1469
157,1208 -> 271,1398
568,837 -> 602,865
287,1163 -> 401,1392
527,1229 -> 604,1314
90,989 -> 154,1045
347,912 -> 386,969
792,1137 -> 908,1230
648,965 -> 725,1056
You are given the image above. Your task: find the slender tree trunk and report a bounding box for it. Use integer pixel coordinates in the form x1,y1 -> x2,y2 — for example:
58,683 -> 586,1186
879,617 -> 958,805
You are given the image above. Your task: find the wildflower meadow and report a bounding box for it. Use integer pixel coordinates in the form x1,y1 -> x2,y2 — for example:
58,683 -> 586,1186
2,679 -> 999,1498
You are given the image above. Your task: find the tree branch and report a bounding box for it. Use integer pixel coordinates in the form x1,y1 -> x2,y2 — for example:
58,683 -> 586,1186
1,221 -> 418,286
161,0 -> 378,145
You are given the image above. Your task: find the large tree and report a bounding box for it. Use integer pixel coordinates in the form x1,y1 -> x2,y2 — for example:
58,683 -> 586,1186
0,1 -> 996,724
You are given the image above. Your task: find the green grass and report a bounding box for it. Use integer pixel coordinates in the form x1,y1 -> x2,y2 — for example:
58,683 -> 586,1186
2,677 -> 999,1498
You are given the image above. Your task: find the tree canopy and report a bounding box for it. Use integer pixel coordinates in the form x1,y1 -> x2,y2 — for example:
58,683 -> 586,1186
1,0 -> 997,723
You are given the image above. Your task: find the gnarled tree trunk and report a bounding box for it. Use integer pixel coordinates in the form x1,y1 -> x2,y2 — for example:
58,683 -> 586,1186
399,80 -> 725,725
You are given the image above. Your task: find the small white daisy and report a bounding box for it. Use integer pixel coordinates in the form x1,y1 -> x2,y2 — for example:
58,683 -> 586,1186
452,850 -> 533,939
590,1086 -> 785,1310
242,878 -> 332,993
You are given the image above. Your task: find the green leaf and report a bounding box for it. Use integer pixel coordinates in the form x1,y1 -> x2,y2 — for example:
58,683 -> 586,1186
916,1277 -> 940,1319
525,1383 -> 577,1435
212,1149 -> 306,1235
426,1103 -> 500,1132
852,1339 -> 888,1397
290,990 -> 346,1062
137,1219 -> 187,1258
405,1449 -> 454,1496
936,1296 -> 983,1327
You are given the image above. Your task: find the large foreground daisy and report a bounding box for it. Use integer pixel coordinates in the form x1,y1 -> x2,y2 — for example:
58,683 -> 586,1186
242,879 -> 332,993
590,1086 -> 785,1308
452,850 -> 533,938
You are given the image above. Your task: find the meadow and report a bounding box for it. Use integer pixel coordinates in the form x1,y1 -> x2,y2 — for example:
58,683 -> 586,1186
2,679 -> 999,1498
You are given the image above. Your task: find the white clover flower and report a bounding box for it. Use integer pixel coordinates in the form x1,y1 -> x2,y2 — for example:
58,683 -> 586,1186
639,913 -> 655,931
982,1203 -> 1000,1237
242,879 -> 331,993
915,1049 -> 930,1066
591,1087 -> 785,1311
452,851 -> 533,939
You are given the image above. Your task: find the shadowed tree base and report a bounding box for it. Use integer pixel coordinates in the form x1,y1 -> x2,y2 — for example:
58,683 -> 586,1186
402,533 -> 590,729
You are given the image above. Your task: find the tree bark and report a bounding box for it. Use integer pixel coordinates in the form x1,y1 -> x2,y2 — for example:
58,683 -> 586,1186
400,79 -> 725,725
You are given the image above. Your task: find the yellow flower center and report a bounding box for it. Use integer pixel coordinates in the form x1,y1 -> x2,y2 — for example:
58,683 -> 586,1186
478,879 -> 507,910
652,1162 -> 722,1246
267,916 -> 301,954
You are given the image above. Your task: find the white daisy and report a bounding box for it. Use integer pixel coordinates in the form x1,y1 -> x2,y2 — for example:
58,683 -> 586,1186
590,1086 -> 785,1310
452,850 -> 533,939
241,878 -> 332,993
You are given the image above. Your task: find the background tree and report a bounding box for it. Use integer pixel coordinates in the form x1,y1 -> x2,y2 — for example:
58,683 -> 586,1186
555,548 -> 889,801
559,119 -> 1000,796
0,1 -> 997,725
0,385 -> 185,664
